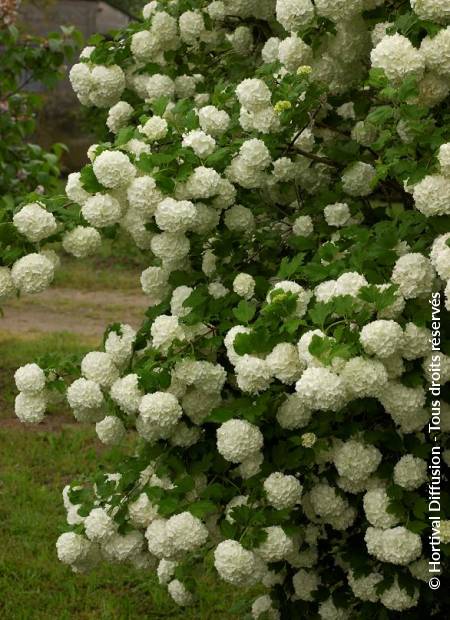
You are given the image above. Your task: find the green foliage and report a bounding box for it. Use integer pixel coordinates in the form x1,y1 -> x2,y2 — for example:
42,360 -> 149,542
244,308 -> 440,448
0,24 -> 80,207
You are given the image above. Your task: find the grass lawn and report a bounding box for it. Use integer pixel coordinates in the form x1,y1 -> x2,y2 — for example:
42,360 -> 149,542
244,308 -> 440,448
0,334 -> 251,619
52,235 -> 146,292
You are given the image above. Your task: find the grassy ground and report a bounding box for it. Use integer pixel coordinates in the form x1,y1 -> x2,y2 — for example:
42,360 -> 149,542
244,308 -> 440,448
52,235 -> 146,291
0,421 -> 248,619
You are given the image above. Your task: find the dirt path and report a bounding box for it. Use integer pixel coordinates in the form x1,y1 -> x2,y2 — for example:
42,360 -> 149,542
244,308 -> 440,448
1,287 -> 149,338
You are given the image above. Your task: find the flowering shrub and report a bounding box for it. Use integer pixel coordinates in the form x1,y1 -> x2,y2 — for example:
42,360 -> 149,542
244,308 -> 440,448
12,0 -> 450,617
0,17 -> 79,301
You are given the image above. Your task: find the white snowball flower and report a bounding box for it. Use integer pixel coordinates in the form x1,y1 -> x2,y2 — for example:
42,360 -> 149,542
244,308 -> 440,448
85,507 -> 117,542
391,253 -> 435,298
140,266 -> 169,303
264,472 -> 302,510
266,343 -> 305,384
13,202 -> 57,242
295,367 -> 347,411
216,418 -> 263,463
251,594 -> 280,619
208,281 -> 228,299
11,253 -> 54,294
393,454 -> 427,490
230,26 -> 254,56
165,512 -> 208,553
151,315 -> 186,352
190,202 -> 219,234
155,198 -> 197,233
411,0 -> 450,24
318,598 -> 349,620
340,357 -> 388,398
239,138 -> 272,169
237,451 -> 264,479
157,558 -> 178,585
278,33 -> 312,72
0,266 -> 15,301
81,351 -> 119,388
292,569 -> 320,601
69,62 -> 92,99
430,233 -> 450,279
420,29 -> 450,82
130,31 -> 156,62
363,488 -> 399,528
235,355 -> 272,394
262,37 -> 280,63
276,0 -> 315,32
342,162 -> 376,197
67,378 -> 104,412
81,194 -> 122,228
56,532 -> 93,566
257,526 -> 294,562
293,215 -> 313,237
198,105 -> 230,136
179,10 -> 205,45
145,519 -> 173,559
15,391 -> 47,424
138,391 -> 183,433
276,393 -> 312,430
233,273 -> 255,299
379,381 -> 427,432
146,74 -> 175,102
334,440 -> 382,483
371,34 -> 425,84
140,116 -> 168,141
380,577 -> 419,611
324,202 -> 351,227
412,174 -> 450,216
106,101 -> 133,133
128,492 -> 159,529
438,143 -> 450,177
186,166 -> 221,199
224,325 -> 251,364
14,363 -> 45,394
93,150 -> 135,189
174,74 -> 197,98
127,176 -> 162,217
401,322 -> 430,360
267,280 -> 311,317
102,530 -> 144,563
236,78 -> 272,112
360,320 -> 403,358
96,415 -> 126,445
62,226 -> 101,258
347,569 -> 383,603
214,540 -> 264,587
182,129 -> 216,158
170,286 -> 193,318
89,65 -> 125,107
365,526 -> 422,565
168,579 -> 193,606
224,205 -> 255,233
104,324 -> 136,367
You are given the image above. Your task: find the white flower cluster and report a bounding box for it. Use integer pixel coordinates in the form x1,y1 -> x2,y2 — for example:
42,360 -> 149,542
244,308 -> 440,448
14,363 -> 47,424
21,0 -> 450,615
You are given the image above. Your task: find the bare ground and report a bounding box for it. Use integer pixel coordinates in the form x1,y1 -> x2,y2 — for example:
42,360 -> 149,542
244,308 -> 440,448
1,287 -> 149,338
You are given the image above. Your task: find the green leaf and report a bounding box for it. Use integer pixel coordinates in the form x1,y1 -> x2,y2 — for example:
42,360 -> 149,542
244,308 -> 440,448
277,253 -> 305,279
232,300 -> 256,323
188,500 -> 216,518
79,164 -> 104,194
115,126 -> 136,146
